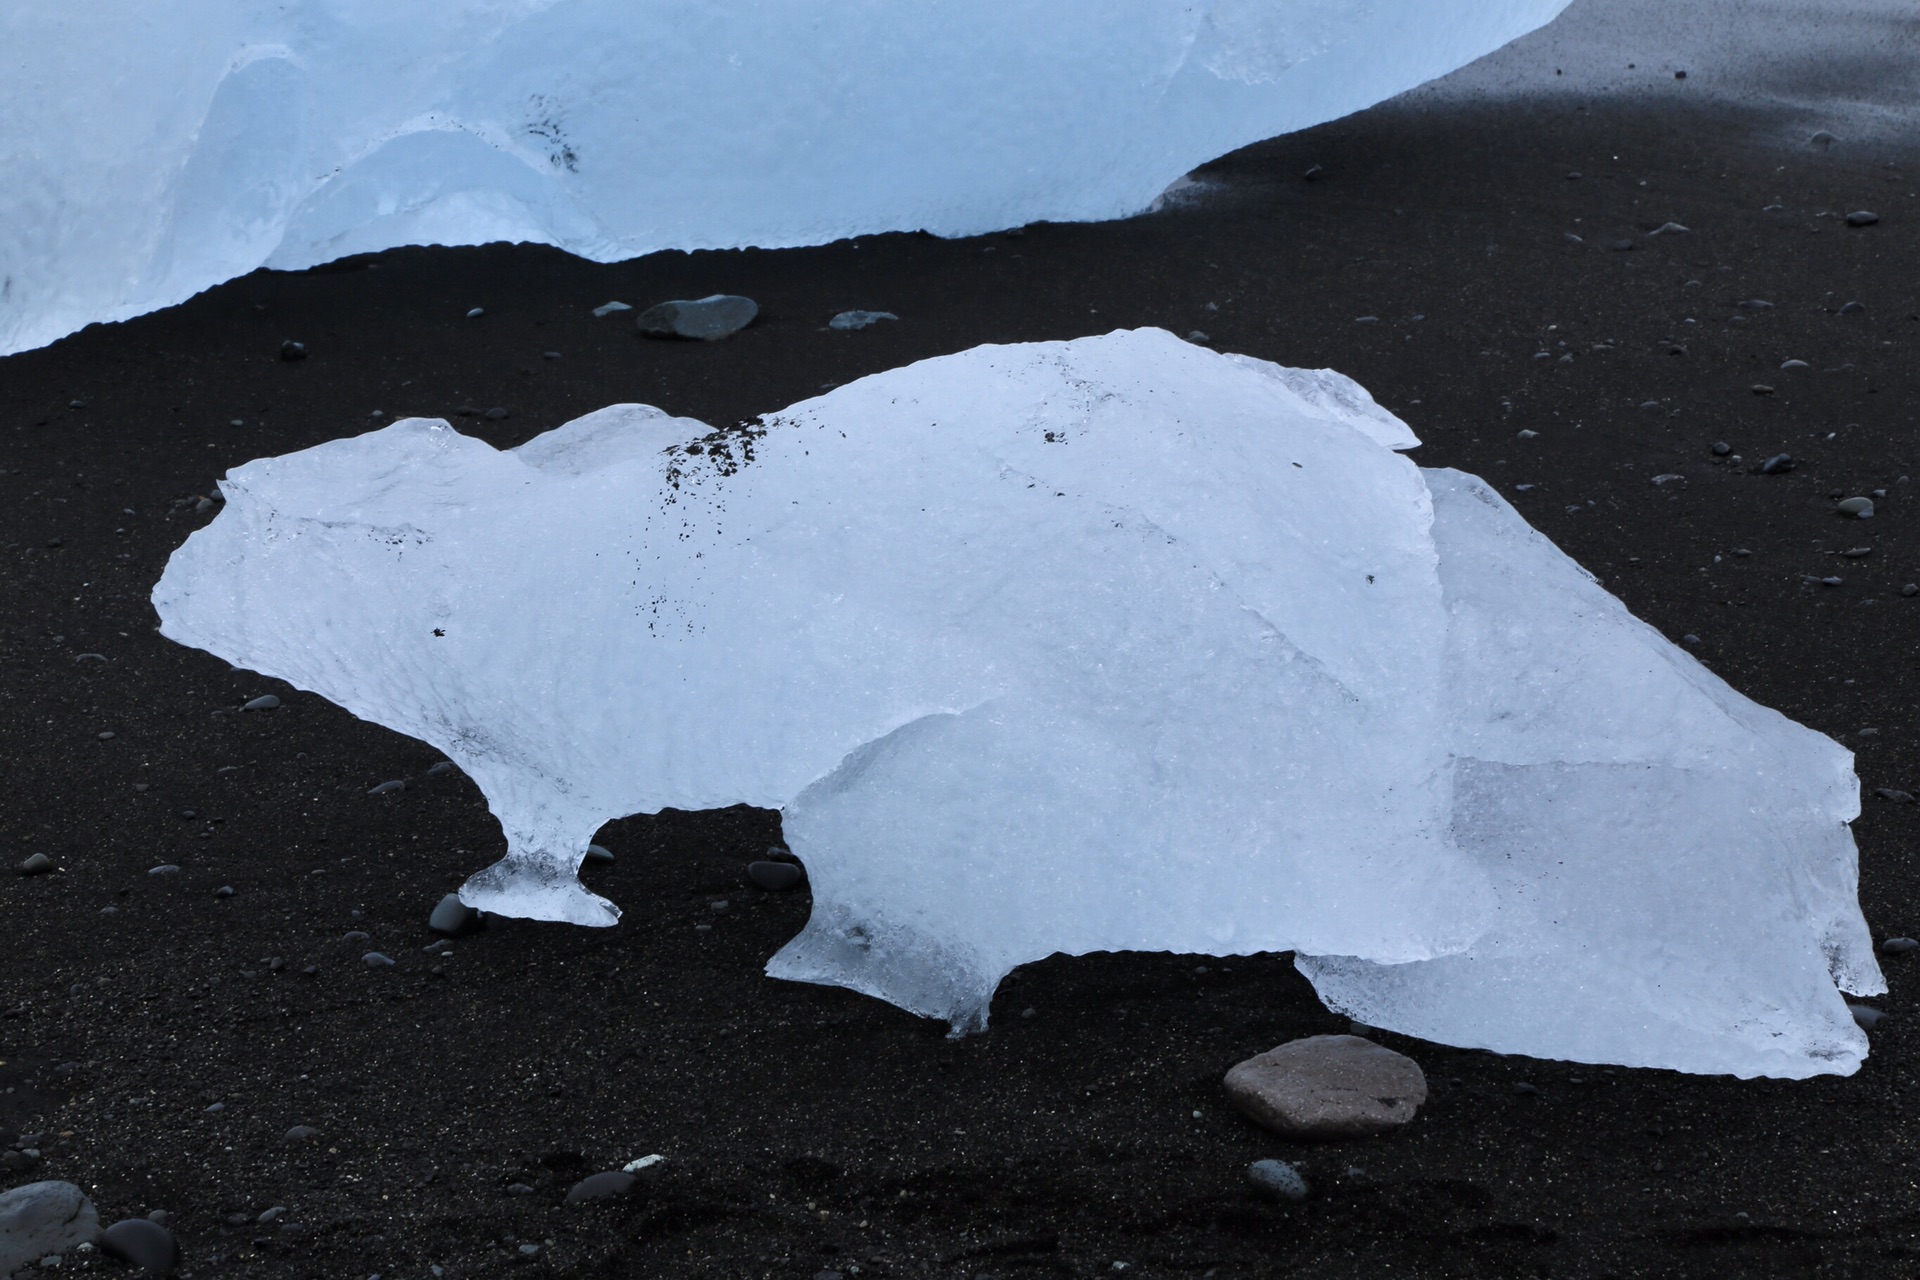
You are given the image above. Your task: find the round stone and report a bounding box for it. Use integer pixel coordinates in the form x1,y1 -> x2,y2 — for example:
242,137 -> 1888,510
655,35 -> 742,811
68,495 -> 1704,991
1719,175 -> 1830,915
1246,1159 -> 1309,1203
19,853 -> 53,876
566,1171 -> 637,1204
428,892 -> 484,937
747,860 -> 804,891
1836,497 -> 1875,518
1224,1034 -> 1428,1138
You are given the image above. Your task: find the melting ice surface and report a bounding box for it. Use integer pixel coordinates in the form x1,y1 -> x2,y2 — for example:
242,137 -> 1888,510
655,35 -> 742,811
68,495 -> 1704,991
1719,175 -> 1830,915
0,0 -> 1575,355
153,329 -> 1884,1079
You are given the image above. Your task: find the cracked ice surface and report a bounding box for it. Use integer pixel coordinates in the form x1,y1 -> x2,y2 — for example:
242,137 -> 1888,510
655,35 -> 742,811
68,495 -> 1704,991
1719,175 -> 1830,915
0,0 -> 1573,355
152,328 -> 1882,1077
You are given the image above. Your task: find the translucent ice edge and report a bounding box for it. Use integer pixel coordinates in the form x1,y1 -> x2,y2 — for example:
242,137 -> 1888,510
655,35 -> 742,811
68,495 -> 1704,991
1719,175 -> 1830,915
152,328 -> 1884,1078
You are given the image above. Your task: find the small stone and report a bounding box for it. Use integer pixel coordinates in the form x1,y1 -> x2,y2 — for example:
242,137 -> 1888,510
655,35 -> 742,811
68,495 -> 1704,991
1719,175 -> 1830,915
1848,1003 -> 1886,1030
342,930 -> 370,942
1610,239 -> 1635,252
1904,584 -> 1919,597
1224,1034 -> 1427,1138
1246,1159 -> 1309,1204
258,1207 -> 285,1224
1842,547 -> 1872,558
1845,211 -> 1880,227
1820,576 -> 1844,588
828,310 -> 898,331
1651,473 -> 1683,486
505,1183 -> 534,1196
95,1220 -> 170,1274
97,731 -> 116,740
423,761 -> 455,777
1187,330 -> 1212,344
204,1102 -> 225,1112
637,295 -> 758,340
429,892 -> 485,937
1516,429 -> 1538,439
362,952 -> 395,968
566,1171 -> 637,1204
1682,634 -> 1701,646
1712,442 -> 1731,456
0,1183 -> 102,1277
242,694 -> 281,711
1513,1081 -> 1539,1096
1760,454 -> 1794,474
20,853 -> 53,876
285,1125 -> 323,1142
148,864 -> 180,876
214,885 -> 234,898
367,779 -> 405,796
1738,299 -> 1775,310
518,1244 -> 540,1257
747,860 -> 804,891
1810,130 -> 1839,146
1779,359 -> 1809,370
1751,384 -> 1775,395
1650,221 -> 1689,235
1875,788 -> 1915,803
1840,301 -> 1866,315
1353,315 -> 1379,324
1881,937 -> 1919,955
591,301 -> 632,317
579,843 -> 615,865
1837,497 -> 1875,518
466,307 -> 485,318
484,407 -> 509,421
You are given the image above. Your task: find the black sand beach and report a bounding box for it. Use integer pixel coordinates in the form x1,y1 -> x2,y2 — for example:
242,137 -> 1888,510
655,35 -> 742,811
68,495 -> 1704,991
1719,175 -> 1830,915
3,88 -> 1918,1278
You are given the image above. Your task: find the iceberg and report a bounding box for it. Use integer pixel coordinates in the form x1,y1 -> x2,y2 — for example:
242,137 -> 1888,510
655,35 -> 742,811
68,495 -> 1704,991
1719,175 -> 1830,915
1,0 -> 1576,356
152,328 -> 1883,1078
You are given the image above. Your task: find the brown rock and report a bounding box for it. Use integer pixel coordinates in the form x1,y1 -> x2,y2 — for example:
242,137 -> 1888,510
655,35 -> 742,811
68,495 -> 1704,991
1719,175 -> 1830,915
1224,1034 -> 1427,1138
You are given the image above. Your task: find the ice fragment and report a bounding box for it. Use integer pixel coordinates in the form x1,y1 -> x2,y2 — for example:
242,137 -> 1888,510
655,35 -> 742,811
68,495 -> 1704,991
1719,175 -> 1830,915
152,328 -> 1883,1077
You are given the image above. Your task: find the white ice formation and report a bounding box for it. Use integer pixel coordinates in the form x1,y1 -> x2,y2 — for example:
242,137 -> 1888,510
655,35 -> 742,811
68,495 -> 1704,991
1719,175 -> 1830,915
0,0 -> 1576,356
152,328 -> 1884,1079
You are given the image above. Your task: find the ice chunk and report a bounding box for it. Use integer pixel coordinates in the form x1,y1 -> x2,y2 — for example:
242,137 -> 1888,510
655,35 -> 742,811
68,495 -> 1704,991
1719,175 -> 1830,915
151,328 -> 1882,1077
1,1 -> 1575,355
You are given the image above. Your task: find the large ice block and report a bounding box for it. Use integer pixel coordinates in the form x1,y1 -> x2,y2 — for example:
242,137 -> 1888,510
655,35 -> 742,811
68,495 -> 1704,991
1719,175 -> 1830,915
152,328 -> 1883,1077
1,0 -> 1575,355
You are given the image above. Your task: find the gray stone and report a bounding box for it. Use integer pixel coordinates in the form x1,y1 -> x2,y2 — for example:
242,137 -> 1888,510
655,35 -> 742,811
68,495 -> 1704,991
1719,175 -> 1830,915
637,295 -> 758,340
242,694 -> 281,711
1837,497 -> 1875,518
1760,454 -> 1794,474
429,893 -> 484,937
423,762 -> 456,778
1881,937 -> 1918,955
584,844 -> 615,864
1246,1159 -> 1309,1203
284,1125 -> 323,1142
747,860 -> 804,891
1873,788 -> 1914,804
591,301 -> 632,317
99,1217 -> 177,1274
1224,1034 -> 1427,1138
0,1183 -> 101,1278
19,853 -> 52,876
147,865 -> 180,876
1845,210 -> 1881,227
828,310 -> 897,331
565,1171 -> 637,1204
1848,1003 -> 1886,1030
362,952 -> 395,968
367,780 -> 405,796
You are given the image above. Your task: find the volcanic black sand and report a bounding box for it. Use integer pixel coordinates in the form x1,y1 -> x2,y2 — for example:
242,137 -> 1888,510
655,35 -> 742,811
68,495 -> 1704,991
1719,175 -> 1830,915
3,90 -> 1918,1280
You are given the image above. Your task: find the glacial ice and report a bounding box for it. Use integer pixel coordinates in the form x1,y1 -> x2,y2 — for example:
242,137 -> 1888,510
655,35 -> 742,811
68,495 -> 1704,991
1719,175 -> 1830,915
0,0 -> 1575,356
152,328 -> 1884,1078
